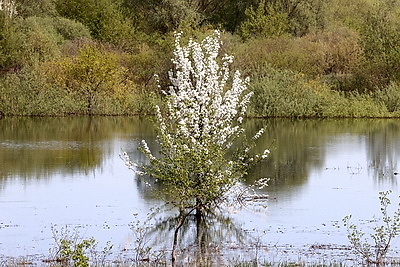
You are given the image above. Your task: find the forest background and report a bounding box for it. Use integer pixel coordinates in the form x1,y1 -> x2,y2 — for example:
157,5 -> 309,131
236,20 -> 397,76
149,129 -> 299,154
1,0 -> 400,118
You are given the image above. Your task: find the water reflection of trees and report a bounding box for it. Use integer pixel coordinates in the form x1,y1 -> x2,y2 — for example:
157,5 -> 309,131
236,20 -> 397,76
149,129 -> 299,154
3,116 -> 398,193
365,120 -> 400,182
0,117 -> 152,181
244,118 -> 400,193
145,209 -> 250,264
245,119 -> 328,193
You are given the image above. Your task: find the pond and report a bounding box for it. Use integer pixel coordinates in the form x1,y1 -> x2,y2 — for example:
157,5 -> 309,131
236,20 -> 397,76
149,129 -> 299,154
1,117 -> 400,264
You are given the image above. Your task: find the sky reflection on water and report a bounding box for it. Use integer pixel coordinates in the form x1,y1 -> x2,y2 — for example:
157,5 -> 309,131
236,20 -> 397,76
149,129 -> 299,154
1,117 -> 400,262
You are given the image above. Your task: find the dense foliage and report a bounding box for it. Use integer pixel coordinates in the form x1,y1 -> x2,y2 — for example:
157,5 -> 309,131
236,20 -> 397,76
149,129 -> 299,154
2,0 -> 400,117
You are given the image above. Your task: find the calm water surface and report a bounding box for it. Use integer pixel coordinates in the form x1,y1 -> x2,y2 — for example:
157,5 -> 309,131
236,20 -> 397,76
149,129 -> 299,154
1,117 -> 400,262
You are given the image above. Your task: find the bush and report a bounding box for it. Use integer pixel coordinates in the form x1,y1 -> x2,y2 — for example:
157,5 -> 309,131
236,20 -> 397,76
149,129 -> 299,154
343,191 -> 400,265
374,82 -> 400,113
0,66 -> 82,116
55,0 -> 134,46
247,64 -> 388,118
248,64 -> 326,117
50,225 -> 113,267
0,41 -> 153,116
232,28 -> 361,84
40,42 -> 158,116
239,0 -> 290,40
356,0 -> 400,90
0,15 -> 24,70
15,0 -> 57,17
322,92 -> 387,118
0,15 -> 91,71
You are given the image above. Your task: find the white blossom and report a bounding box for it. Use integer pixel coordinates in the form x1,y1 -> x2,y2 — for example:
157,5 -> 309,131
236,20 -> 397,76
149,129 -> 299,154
261,149 -> 270,159
128,31 -> 270,211
140,140 -> 155,161
151,30 -> 255,154
252,128 -> 265,140
0,0 -> 17,17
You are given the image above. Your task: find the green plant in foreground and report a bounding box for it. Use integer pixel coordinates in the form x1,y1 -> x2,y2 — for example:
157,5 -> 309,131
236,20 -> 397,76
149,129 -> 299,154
59,238 -> 95,267
130,212 -> 167,264
49,225 -> 113,267
343,190 -> 400,265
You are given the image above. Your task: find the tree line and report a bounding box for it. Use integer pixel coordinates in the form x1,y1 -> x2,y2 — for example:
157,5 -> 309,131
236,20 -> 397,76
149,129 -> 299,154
2,0 -> 400,117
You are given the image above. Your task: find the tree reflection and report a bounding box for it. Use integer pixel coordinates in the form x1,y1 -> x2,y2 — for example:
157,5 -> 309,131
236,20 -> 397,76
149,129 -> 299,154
2,116 -> 399,195
243,118 -> 400,193
144,208 -> 251,265
0,116 -> 152,181
245,119 -> 328,193
365,120 -> 400,183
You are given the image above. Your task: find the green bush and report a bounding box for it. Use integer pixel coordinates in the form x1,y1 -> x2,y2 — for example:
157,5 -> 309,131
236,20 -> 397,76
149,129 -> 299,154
55,0 -> 134,45
322,92 -> 387,118
0,67 -> 82,116
374,82 -> 400,113
50,225 -> 113,267
239,0 -> 290,40
356,0 -> 400,90
0,62 -> 152,116
15,0 -> 57,17
247,64 -> 388,118
0,15 -> 91,71
343,191 -> 400,265
248,64 -> 325,117
232,28 -> 361,83
0,15 -> 25,70
20,16 -> 68,62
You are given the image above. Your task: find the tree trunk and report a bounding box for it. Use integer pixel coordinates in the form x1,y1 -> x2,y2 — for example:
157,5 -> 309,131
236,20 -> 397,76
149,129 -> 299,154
172,208 -> 195,264
195,206 -> 206,263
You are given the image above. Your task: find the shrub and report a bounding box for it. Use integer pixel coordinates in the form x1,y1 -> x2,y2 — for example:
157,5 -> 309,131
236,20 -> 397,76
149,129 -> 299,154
0,66 -> 82,116
374,82 -> 400,113
0,42 -> 148,116
55,0 -> 134,45
343,191 -> 400,265
52,44 -> 134,115
239,0 -> 290,40
357,0 -> 400,90
248,64 -> 327,117
15,0 -> 57,17
49,225 -> 113,267
247,64 -> 388,118
0,15 -> 91,71
232,28 -> 362,84
0,14 -> 24,70
321,92 -> 387,118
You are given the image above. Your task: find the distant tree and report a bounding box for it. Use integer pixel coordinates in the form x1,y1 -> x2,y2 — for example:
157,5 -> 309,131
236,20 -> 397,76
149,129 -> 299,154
55,0 -> 133,45
56,44 -> 130,115
358,0 -> 400,89
239,0 -> 290,39
14,0 -> 57,17
122,0 -> 244,33
0,0 -> 23,71
207,0 -> 256,33
122,0 -> 201,33
239,0 -> 327,38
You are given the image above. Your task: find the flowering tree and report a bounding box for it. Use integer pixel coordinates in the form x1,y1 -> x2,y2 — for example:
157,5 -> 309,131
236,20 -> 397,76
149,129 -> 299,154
123,30 -> 269,262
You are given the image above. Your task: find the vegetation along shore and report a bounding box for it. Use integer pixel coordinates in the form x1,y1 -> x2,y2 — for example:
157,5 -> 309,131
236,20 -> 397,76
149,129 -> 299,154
2,0 -> 400,118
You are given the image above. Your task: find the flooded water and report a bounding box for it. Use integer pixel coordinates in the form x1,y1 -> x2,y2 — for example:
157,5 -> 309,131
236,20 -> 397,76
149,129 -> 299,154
1,117 -> 400,263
